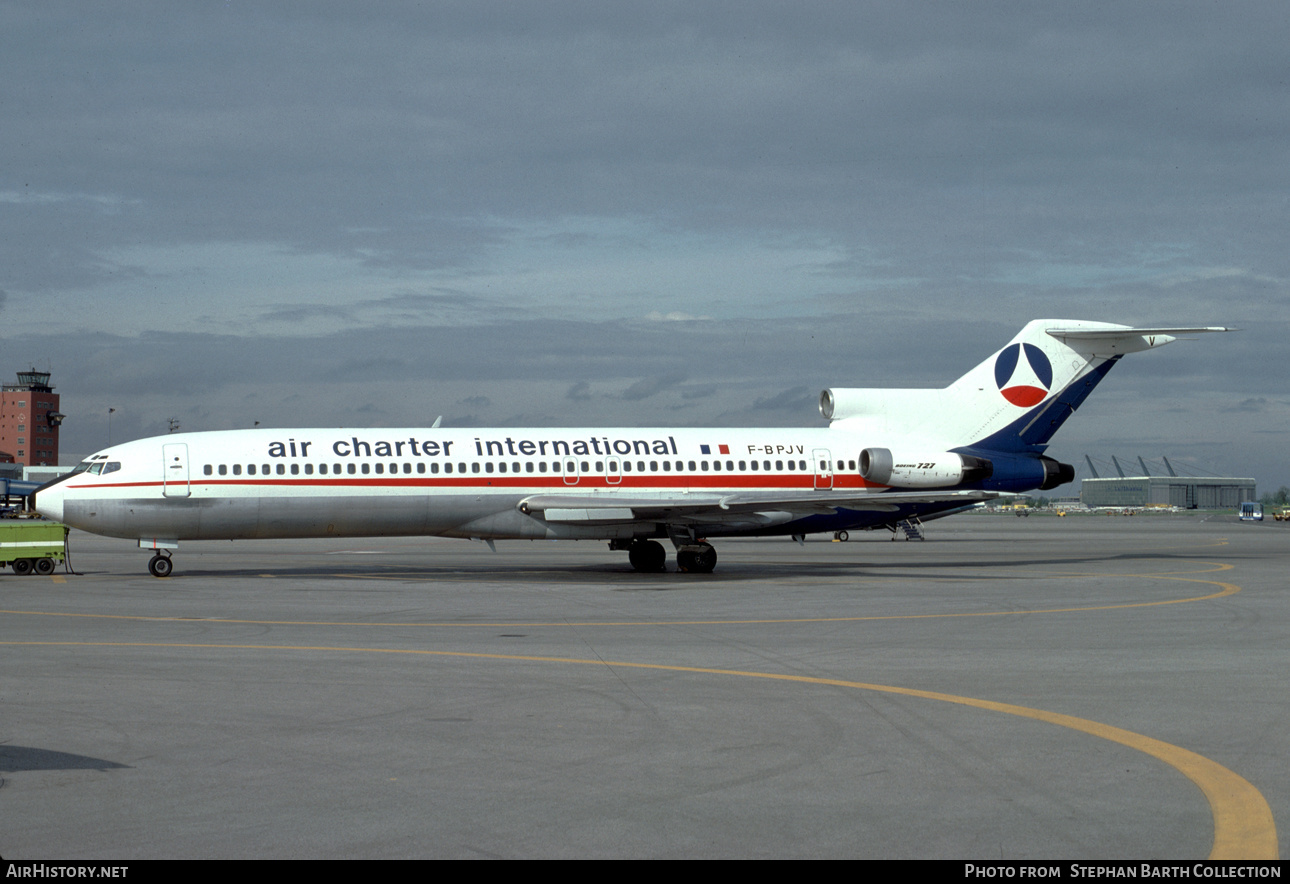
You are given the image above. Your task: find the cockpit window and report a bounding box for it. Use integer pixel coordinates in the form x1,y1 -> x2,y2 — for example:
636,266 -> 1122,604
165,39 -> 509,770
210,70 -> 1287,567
102,462 -> 121,475
88,463 -> 104,475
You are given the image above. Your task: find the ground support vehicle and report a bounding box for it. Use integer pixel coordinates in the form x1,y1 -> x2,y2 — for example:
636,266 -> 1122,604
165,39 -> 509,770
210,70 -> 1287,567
0,521 -> 69,575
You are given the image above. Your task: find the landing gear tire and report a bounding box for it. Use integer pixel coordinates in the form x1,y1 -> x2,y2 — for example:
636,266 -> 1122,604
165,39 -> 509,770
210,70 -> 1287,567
12,558 -> 33,576
148,554 -> 173,578
34,557 -> 56,576
834,530 -> 849,542
628,540 -> 668,572
676,543 -> 717,574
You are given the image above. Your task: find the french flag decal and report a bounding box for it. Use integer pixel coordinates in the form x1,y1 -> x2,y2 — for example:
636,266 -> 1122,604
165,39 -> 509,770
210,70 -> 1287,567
700,444 -> 731,455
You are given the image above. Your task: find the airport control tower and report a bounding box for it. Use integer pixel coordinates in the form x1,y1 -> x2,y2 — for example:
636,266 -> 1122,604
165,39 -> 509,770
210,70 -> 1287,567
0,370 -> 64,466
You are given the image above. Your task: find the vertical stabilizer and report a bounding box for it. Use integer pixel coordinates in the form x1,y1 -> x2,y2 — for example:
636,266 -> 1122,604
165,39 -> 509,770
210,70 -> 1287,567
825,320 -> 1229,455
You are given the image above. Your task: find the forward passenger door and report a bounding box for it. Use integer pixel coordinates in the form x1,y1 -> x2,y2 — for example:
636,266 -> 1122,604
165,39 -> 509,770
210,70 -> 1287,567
162,443 -> 191,498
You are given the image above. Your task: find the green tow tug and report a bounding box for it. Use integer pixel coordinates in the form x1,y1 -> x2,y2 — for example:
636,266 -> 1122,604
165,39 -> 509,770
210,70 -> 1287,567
0,520 -> 70,576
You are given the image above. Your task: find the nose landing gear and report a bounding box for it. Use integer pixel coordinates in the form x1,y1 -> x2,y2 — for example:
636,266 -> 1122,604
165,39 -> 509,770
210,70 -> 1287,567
148,552 -> 174,578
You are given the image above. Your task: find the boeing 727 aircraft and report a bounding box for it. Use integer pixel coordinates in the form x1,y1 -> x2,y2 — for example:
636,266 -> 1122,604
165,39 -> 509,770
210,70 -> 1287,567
33,320 -> 1228,577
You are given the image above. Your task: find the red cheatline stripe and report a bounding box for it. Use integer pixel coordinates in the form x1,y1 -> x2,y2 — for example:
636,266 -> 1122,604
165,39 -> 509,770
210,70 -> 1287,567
67,474 -> 877,491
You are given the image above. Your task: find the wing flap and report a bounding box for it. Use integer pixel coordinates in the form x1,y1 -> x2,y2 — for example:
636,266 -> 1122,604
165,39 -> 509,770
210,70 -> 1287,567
541,507 -> 637,523
519,489 -> 996,524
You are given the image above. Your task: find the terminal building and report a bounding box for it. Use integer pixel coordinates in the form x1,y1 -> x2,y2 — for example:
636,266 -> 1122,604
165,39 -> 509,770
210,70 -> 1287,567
1080,476 -> 1256,509
0,370 -> 64,467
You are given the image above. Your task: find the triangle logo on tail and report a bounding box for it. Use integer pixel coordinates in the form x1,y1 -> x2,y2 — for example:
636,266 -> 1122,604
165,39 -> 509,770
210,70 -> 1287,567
994,343 -> 1053,407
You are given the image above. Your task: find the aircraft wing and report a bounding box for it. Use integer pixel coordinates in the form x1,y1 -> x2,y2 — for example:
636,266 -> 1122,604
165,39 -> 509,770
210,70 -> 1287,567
518,489 -> 997,524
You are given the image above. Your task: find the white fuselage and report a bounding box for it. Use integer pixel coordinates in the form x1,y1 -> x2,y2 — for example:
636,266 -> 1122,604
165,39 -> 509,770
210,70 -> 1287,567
36,426 -> 890,542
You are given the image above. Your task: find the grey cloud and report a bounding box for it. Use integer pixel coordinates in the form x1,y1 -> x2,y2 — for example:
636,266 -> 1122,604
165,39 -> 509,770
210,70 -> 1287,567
2,3 -> 1284,489
751,386 -> 813,412
620,372 -> 688,401
1221,397 -> 1270,414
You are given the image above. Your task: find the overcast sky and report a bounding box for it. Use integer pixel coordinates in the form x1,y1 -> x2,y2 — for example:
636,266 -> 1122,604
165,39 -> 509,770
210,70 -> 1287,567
2,2 -> 1286,488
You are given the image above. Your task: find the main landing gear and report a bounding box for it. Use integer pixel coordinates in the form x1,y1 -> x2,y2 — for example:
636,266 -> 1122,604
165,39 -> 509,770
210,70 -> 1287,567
675,543 -> 717,574
618,538 -> 718,573
626,539 -> 668,572
148,552 -> 174,578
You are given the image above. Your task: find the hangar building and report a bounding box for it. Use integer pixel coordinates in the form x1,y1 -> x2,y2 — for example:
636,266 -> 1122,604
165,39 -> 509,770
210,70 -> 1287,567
1080,476 -> 1256,509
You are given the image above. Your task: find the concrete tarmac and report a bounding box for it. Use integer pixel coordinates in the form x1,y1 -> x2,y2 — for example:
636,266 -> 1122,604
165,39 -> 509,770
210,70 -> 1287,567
1,514 -> 1285,859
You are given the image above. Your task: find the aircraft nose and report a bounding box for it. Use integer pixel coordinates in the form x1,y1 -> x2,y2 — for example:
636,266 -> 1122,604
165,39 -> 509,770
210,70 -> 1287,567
33,486 -> 64,522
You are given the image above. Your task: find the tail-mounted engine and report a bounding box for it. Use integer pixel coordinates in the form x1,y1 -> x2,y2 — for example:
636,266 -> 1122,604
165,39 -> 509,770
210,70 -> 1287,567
1037,456 -> 1075,490
860,448 -> 994,488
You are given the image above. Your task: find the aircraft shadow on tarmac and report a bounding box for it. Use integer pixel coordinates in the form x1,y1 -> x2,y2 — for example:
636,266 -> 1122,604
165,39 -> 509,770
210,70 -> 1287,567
0,745 -> 130,774
82,546 -> 1212,585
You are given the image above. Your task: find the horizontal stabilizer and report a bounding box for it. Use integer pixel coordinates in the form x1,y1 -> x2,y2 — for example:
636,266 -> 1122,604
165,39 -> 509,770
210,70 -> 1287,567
1045,325 -> 1232,354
